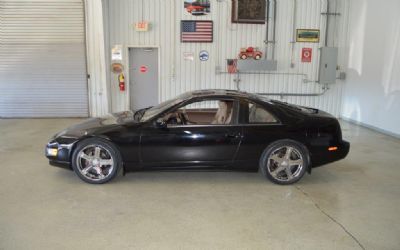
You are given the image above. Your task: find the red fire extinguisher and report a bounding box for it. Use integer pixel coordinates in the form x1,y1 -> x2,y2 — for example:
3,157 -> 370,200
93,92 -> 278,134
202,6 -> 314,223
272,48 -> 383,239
118,73 -> 125,91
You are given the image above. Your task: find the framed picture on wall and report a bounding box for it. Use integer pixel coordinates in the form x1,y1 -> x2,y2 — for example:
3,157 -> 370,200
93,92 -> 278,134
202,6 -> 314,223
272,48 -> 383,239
232,0 -> 266,24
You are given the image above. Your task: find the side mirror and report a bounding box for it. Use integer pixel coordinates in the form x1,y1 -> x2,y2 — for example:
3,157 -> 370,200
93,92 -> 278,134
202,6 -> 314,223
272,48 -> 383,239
155,118 -> 167,128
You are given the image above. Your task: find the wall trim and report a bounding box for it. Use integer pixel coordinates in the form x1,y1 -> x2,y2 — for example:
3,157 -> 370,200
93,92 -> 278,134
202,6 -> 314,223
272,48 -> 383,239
340,117 -> 400,139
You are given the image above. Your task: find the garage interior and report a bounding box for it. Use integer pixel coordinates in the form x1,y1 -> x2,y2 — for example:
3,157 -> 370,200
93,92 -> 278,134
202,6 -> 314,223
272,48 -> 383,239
0,0 -> 399,249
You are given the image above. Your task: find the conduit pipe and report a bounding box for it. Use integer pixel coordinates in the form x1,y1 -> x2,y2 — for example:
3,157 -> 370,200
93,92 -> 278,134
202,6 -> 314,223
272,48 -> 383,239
264,0 -> 277,60
265,0 -> 270,57
324,0 -> 330,46
172,0 -> 176,80
218,70 -> 310,78
271,0 -> 277,60
289,0 -> 297,67
257,85 -> 329,98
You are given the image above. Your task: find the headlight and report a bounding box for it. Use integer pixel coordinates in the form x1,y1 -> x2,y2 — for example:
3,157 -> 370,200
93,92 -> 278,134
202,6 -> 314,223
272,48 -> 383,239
46,147 -> 58,157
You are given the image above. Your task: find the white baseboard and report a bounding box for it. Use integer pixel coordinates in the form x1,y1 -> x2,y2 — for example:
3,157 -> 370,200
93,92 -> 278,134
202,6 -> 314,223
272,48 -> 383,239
340,117 -> 400,139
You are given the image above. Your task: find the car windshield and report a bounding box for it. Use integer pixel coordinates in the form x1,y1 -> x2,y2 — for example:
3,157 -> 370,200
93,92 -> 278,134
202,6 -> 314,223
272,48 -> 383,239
140,93 -> 190,122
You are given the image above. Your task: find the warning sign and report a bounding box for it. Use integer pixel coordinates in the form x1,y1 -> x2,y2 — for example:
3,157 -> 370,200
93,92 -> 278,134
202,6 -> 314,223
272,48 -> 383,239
301,48 -> 312,63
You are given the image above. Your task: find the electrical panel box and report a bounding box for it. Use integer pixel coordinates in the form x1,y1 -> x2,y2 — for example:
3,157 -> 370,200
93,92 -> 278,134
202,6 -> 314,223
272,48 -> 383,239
318,47 -> 338,84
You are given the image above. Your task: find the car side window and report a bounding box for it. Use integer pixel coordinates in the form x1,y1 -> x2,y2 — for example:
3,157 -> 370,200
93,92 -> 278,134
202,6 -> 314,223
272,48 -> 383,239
162,99 -> 235,126
248,102 -> 278,124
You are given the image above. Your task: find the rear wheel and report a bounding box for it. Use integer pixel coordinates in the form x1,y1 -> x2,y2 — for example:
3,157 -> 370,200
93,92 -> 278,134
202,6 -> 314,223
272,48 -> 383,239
240,54 -> 247,60
260,140 -> 309,185
71,138 -> 122,184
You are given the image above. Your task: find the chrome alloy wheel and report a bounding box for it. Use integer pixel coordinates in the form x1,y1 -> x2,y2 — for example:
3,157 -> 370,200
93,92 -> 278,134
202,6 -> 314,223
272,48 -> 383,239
267,146 -> 304,182
76,144 -> 114,181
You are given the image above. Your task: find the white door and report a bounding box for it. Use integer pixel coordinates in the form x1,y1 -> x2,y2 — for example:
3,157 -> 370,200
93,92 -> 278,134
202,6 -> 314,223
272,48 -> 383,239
128,48 -> 159,110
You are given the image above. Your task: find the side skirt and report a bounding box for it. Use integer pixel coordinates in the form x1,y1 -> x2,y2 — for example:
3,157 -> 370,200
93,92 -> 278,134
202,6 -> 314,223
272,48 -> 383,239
123,160 -> 259,172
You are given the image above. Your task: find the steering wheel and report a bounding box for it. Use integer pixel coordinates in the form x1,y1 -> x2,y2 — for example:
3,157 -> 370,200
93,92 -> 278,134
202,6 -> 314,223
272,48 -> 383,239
166,116 -> 178,125
164,110 -> 191,125
180,109 -> 198,125
165,112 -> 183,125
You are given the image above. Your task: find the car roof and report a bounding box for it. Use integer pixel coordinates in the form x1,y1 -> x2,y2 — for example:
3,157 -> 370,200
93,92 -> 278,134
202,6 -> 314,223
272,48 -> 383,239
187,89 -> 268,101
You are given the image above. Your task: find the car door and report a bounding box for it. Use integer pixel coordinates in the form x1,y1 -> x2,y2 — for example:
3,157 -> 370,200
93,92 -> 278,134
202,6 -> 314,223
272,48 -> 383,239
140,98 -> 242,167
234,99 -> 286,167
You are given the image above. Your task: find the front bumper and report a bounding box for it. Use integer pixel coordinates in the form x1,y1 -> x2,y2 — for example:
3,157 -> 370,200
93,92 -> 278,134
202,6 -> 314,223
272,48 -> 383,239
45,139 -> 77,170
49,160 -> 72,170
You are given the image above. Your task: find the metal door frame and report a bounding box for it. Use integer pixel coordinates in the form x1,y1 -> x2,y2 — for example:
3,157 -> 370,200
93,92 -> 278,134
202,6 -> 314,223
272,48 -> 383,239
126,45 -> 161,111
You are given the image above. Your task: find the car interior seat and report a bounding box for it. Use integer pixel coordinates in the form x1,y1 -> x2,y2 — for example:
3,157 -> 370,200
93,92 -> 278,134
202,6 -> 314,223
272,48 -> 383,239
212,101 -> 233,124
249,104 -> 276,123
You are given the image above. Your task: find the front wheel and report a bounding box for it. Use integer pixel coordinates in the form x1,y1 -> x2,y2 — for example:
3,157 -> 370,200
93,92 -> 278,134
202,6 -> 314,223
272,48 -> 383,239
71,138 -> 122,184
259,140 -> 309,185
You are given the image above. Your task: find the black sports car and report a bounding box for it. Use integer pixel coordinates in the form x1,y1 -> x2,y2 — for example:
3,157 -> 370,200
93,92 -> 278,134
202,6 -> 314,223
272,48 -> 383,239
45,89 -> 349,184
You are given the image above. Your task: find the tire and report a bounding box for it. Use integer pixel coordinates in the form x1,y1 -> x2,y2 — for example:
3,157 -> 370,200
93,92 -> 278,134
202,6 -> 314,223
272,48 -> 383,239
71,138 -> 122,184
255,54 -> 261,60
259,139 -> 309,185
241,54 -> 247,60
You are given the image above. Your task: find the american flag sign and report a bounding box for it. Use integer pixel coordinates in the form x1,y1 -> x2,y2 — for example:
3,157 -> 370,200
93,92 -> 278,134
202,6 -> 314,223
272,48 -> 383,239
181,21 -> 213,43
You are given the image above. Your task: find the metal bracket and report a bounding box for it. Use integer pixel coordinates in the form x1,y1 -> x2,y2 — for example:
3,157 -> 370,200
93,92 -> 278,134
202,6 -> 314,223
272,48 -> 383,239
233,78 -> 241,83
264,40 -> 276,44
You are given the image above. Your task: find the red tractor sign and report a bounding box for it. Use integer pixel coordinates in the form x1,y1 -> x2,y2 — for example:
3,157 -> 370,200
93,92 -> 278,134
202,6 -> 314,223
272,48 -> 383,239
239,47 -> 263,60
186,5 -> 205,14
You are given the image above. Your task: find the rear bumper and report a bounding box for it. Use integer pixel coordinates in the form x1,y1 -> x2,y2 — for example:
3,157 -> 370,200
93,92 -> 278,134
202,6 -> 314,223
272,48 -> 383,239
311,140 -> 350,168
336,140 -> 350,160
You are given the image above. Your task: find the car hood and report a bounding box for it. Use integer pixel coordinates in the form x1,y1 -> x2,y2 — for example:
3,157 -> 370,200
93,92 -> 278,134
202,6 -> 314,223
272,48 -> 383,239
54,111 -> 138,138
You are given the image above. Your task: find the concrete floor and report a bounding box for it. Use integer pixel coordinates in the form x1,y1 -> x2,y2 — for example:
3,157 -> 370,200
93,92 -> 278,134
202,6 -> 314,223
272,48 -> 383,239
0,119 -> 399,250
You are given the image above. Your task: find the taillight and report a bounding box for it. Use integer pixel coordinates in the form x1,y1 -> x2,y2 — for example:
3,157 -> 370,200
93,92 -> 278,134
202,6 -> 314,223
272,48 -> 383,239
328,146 -> 338,151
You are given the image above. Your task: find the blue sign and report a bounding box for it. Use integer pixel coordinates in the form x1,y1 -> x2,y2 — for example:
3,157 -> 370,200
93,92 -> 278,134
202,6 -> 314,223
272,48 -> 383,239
199,50 -> 209,61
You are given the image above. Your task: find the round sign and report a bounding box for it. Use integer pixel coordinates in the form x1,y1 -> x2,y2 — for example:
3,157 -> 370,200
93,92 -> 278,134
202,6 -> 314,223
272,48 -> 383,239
111,63 -> 124,74
139,65 -> 148,73
199,50 -> 209,61
301,48 -> 312,63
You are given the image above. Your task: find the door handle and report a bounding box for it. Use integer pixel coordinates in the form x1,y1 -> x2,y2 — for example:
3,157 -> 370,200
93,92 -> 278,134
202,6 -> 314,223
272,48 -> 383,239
225,132 -> 241,139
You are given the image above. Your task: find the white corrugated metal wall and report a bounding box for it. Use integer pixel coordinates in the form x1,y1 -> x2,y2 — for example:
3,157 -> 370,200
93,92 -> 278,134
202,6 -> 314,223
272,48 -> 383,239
0,0 -> 89,117
102,0 -> 349,117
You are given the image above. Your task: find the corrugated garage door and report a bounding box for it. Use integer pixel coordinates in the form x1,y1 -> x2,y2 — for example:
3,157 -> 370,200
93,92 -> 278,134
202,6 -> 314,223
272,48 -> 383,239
0,0 -> 88,117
